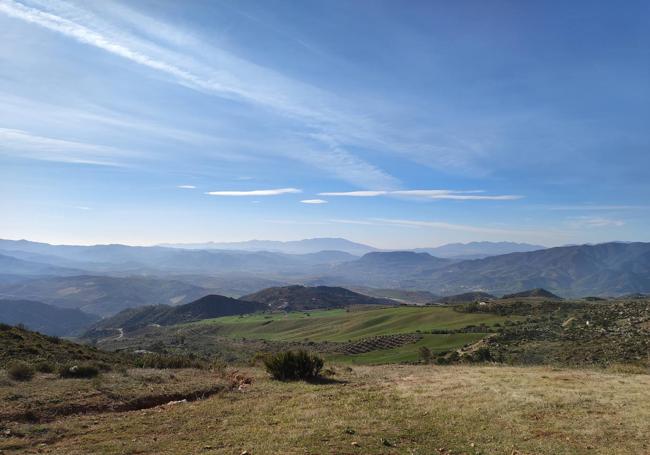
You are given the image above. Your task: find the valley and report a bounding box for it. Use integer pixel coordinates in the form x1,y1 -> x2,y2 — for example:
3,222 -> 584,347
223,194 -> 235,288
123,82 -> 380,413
1,239 -> 650,454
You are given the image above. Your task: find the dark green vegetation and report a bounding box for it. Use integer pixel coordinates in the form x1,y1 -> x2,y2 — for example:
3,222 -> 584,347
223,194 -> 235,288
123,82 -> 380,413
435,291 -> 496,303
58,364 -> 100,379
458,297 -> 650,367
502,288 -> 562,299
242,284 -> 394,310
0,299 -> 99,336
263,350 -> 324,380
85,294 -> 266,336
6,361 -> 35,381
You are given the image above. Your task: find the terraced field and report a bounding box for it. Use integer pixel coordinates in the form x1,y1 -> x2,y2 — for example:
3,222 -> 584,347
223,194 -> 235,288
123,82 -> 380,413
180,306 -> 518,364
192,305 -> 514,342
330,333 -> 488,364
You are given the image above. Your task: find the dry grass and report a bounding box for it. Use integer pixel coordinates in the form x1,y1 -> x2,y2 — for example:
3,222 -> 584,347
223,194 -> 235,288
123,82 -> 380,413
1,364 -> 649,454
0,368 -> 227,424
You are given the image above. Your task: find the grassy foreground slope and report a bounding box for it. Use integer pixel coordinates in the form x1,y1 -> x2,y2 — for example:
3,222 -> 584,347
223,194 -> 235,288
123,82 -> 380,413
193,305 -> 512,342
2,364 -> 648,454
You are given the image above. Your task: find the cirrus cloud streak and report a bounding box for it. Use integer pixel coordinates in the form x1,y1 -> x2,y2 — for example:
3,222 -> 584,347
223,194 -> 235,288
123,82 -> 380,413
320,189 -> 522,201
205,188 -> 301,197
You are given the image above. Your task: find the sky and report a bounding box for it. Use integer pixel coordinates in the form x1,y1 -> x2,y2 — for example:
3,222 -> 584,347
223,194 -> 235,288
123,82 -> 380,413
1,0 -> 649,249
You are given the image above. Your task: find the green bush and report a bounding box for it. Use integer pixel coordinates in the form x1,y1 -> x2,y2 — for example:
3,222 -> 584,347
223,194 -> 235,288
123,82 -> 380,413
59,364 -> 100,379
418,346 -> 432,364
7,361 -> 35,381
133,353 -> 207,369
34,360 -> 56,373
263,350 -> 324,381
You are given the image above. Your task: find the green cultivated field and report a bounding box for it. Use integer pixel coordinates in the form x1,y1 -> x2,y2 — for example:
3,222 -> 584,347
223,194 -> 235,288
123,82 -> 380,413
193,305 -> 513,342
183,306 -> 517,364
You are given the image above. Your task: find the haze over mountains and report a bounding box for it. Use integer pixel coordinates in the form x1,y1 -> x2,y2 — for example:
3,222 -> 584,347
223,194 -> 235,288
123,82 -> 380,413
1,238 -> 650,329
159,238 -> 377,256
415,241 -> 545,259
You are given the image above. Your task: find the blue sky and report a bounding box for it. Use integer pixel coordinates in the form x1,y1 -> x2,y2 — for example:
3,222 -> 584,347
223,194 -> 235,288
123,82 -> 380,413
1,0 -> 649,248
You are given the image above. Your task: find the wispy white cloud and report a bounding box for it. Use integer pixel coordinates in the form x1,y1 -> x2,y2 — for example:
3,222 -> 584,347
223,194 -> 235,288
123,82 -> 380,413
0,0 -> 399,188
300,199 -> 328,204
567,216 -> 625,228
319,189 -> 522,201
177,185 -> 196,189
320,191 -> 388,197
547,205 -> 648,211
0,127 -> 133,166
205,188 -> 301,196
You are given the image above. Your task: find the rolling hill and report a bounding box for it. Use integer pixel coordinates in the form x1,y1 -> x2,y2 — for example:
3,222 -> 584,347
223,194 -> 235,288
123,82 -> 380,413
0,299 -> 99,336
85,294 -> 266,334
0,323 -> 125,365
435,292 -> 496,304
241,285 -> 395,311
502,288 -> 562,299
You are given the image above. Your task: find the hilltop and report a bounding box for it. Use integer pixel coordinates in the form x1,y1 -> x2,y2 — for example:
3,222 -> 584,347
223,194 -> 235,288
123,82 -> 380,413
242,285 -> 395,311
85,294 -> 266,335
502,288 -> 562,299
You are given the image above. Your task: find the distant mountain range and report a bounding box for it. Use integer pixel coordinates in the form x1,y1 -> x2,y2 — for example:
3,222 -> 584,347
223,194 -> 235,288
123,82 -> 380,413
159,238 -> 545,258
1,239 -> 649,312
424,242 -> 650,297
159,237 -> 378,255
0,240 -> 358,276
308,251 -> 452,289
0,275 -> 208,317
